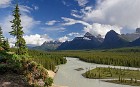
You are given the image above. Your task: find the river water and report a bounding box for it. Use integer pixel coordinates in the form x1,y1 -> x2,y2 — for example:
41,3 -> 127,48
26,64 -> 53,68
54,57 -> 139,87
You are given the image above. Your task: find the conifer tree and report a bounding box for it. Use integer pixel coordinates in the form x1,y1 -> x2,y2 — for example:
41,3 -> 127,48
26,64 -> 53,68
9,4 -> 28,55
3,38 -> 10,51
0,26 -> 4,46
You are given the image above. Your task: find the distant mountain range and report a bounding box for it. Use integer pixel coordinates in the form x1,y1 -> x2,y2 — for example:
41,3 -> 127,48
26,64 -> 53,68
31,41 -> 62,51
57,32 -> 103,50
31,28 -> 140,51
120,28 -> 140,42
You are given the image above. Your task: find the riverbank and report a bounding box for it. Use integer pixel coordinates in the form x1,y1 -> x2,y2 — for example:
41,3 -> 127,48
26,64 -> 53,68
83,67 -> 140,86
105,80 -> 140,86
83,67 -> 140,79
48,70 -> 68,87
54,57 -> 138,87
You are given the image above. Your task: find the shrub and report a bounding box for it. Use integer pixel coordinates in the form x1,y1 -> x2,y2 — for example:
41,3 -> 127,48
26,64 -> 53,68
45,77 -> 53,86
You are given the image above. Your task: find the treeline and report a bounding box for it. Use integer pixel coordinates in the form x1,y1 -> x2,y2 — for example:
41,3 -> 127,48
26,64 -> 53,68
51,47 -> 140,68
10,48 -> 67,71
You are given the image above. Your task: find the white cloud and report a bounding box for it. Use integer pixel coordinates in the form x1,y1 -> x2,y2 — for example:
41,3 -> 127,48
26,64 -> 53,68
45,20 -> 58,25
62,17 -> 121,36
68,32 -> 82,37
62,17 -> 90,26
84,23 -> 122,37
9,37 -> 16,47
21,15 -> 40,33
75,0 -> 88,7
0,15 -> 12,34
71,10 -> 83,18
24,34 -> 53,45
82,0 -> 140,32
19,5 -> 33,13
0,4 -> 40,36
0,14 -> 40,36
0,0 -> 11,8
58,36 -> 69,42
9,34 -> 53,46
62,0 -> 140,36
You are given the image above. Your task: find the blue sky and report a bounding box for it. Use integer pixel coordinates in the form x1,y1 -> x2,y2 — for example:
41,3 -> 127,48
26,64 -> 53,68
0,0 -> 140,46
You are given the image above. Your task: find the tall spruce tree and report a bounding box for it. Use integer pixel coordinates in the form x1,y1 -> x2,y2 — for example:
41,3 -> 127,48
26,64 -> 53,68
3,38 -> 10,51
9,4 -> 28,55
0,26 -> 4,46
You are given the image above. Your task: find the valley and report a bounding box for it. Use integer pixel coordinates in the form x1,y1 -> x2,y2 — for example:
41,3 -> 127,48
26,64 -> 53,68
0,0 -> 140,87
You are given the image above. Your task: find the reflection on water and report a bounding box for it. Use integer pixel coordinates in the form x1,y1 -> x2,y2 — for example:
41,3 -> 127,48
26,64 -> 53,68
54,57 -> 139,87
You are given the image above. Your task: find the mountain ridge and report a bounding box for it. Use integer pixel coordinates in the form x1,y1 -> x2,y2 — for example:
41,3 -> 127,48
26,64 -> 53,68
31,28 -> 140,51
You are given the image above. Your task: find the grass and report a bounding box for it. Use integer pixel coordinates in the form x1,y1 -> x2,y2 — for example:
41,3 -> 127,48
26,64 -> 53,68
82,67 -> 140,79
105,80 -> 140,86
82,67 -> 140,86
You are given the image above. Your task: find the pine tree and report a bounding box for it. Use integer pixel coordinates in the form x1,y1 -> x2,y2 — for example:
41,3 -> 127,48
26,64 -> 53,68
0,26 -> 4,46
3,38 -> 10,51
9,4 -> 28,55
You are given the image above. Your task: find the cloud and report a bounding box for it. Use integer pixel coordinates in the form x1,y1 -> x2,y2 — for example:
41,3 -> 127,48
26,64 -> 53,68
9,34 -> 53,46
62,17 -> 121,36
0,0 -> 11,8
84,23 -> 122,37
82,0 -> 140,32
19,5 -> 33,13
71,10 -> 83,18
68,32 -> 82,37
24,34 -> 53,45
21,15 -> 41,33
1,14 -> 40,36
62,17 -> 90,26
0,4 -> 40,36
61,0 -> 140,36
9,37 -> 16,47
45,20 -> 58,25
42,26 -> 66,32
0,15 -> 12,34
58,36 -> 69,42
75,0 -> 88,7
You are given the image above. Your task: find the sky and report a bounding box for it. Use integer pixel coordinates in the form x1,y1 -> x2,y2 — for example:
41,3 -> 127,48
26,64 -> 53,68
0,0 -> 140,46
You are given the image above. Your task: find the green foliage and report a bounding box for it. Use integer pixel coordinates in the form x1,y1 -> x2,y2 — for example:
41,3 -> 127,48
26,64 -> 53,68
0,26 -> 10,52
45,77 -> 53,86
27,49 -> 67,71
10,48 -> 67,71
9,4 -> 28,55
0,51 -> 53,87
54,47 -> 140,68
2,38 -> 10,51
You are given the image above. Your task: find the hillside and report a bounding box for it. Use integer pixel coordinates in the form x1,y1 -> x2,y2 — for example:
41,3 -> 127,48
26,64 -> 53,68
100,30 -> 129,49
57,32 -> 103,50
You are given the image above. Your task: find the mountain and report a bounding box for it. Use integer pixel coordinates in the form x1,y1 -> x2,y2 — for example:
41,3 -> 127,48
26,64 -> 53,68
32,41 -> 62,51
136,28 -> 140,33
57,32 -> 103,50
27,44 -> 38,49
130,38 -> 140,46
120,28 -> 140,42
32,29 -> 140,51
100,30 -> 129,49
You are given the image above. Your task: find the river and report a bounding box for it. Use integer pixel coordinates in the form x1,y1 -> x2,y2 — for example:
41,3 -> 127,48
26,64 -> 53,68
54,57 -> 139,87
